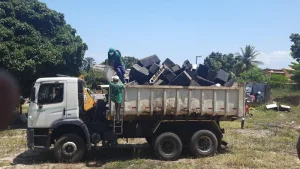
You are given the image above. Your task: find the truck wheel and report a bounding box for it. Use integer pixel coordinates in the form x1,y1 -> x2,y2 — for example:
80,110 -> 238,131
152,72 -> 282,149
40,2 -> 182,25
53,134 -> 86,163
154,132 -> 182,161
189,130 -> 218,157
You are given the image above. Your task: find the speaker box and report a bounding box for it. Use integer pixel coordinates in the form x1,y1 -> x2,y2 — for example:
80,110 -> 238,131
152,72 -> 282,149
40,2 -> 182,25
160,66 -> 176,83
189,80 -> 200,86
169,71 -> 192,86
207,70 -> 217,81
149,63 -> 160,75
137,54 -> 160,68
154,79 -> 165,85
197,64 -> 209,78
127,81 -> 138,86
129,64 -> 150,84
214,69 -> 230,85
170,64 -> 181,74
196,76 -> 215,86
182,60 -> 192,71
224,78 -> 237,87
162,58 -> 175,68
187,70 -> 198,80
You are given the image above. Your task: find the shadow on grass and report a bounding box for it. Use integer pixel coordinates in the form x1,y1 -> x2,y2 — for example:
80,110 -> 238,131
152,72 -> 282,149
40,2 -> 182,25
12,143 -> 230,168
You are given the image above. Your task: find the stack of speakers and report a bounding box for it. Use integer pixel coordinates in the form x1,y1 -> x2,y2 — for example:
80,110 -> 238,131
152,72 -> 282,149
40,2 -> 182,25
128,55 -> 236,87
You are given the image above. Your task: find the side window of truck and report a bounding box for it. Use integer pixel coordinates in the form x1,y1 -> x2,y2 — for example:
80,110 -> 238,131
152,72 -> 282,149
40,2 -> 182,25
38,83 -> 64,105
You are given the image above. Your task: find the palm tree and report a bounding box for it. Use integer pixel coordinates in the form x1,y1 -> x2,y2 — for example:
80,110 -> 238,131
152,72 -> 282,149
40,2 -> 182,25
82,57 -> 96,72
235,45 -> 263,72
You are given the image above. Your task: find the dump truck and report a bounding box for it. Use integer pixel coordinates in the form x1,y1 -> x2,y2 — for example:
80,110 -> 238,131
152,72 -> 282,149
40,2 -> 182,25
26,76 -> 245,162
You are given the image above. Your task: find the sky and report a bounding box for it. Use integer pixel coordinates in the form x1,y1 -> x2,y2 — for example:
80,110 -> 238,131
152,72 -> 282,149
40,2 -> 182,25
40,0 -> 300,69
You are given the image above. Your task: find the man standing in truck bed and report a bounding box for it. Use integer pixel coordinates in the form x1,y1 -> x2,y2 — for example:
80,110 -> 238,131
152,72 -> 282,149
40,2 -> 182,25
107,48 -> 126,84
109,76 -> 124,123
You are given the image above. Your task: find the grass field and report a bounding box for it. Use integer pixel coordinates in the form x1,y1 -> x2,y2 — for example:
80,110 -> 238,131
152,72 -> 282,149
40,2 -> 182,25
1,90 -> 300,169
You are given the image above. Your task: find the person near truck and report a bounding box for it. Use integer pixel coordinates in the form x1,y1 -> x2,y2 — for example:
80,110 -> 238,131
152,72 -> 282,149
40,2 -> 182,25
109,76 -> 125,123
107,48 -> 126,84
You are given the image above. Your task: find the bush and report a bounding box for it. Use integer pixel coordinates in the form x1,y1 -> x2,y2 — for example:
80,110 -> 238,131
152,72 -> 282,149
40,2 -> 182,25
268,74 -> 289,88
238,67 -> 267,83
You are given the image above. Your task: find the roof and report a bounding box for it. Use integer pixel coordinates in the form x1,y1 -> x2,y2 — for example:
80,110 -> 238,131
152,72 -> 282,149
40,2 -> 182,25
36,77 -> 79,83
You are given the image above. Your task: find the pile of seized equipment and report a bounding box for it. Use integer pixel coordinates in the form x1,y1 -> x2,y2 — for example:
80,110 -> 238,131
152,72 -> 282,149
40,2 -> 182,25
127,55 -> 236,87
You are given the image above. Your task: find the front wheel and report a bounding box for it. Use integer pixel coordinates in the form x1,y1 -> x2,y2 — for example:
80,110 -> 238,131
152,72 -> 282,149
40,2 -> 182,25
154,132 -> 182,161
53,134 -> 86,163
189,130 -> 218,157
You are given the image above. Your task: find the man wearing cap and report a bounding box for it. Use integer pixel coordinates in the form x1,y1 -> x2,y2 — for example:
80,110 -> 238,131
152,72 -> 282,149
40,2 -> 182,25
107,48 -> 126,84
109,76 -> 125,123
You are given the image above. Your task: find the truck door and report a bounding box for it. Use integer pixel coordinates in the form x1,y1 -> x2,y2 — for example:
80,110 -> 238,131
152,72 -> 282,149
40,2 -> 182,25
35,81 -> 67,127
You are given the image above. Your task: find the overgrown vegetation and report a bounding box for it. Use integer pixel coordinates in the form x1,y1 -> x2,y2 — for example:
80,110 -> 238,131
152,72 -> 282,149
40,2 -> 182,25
0,0 -> 88,96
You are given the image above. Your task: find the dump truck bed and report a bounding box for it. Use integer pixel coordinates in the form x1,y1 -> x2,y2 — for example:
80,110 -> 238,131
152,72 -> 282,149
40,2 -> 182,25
109,83 -> 245,120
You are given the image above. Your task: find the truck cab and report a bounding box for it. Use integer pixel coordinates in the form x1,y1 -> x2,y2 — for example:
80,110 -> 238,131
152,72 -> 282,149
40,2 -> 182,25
27,77 -> 94,161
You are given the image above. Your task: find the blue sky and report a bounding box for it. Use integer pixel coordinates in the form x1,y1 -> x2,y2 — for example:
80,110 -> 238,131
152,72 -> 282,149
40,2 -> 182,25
40,0 -> 300,69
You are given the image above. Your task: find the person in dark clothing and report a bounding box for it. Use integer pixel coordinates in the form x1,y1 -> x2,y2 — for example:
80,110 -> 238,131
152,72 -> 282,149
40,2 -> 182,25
107,48 -> 126,84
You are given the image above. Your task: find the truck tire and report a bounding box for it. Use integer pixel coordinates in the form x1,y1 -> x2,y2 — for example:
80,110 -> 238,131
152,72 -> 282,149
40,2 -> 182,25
189,130 -> 218,157
53,134 -> 86,163
296,136 -> 300,159
154,132 -> 182,161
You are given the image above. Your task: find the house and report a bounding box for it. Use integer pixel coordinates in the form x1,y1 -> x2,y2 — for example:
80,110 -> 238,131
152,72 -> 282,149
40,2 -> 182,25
263,68 -> 294,80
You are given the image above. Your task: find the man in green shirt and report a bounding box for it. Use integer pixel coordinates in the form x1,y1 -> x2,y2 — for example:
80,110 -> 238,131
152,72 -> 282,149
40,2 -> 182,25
107,48 -> 126,84
109,76 -> 125,122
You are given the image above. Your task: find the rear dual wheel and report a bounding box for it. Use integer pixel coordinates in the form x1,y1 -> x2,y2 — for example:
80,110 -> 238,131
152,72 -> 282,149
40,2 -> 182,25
153,132 -> 182,161
189,130 -> 218,157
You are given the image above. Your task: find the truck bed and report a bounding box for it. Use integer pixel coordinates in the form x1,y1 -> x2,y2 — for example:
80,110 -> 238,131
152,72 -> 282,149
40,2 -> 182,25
109,84 -> 245,120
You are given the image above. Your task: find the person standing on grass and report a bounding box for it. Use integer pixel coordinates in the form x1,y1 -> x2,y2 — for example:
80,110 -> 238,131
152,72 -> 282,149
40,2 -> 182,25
109,76 -> 125,123
107,48 -> 126,84
0,69 -> 20,130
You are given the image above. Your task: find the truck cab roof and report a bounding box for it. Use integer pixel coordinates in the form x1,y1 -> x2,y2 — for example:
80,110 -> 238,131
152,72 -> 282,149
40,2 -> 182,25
36,77 -> 80,83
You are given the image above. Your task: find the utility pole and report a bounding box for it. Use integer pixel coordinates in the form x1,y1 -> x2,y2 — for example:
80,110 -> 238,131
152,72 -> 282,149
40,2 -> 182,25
196,56 -> 202,64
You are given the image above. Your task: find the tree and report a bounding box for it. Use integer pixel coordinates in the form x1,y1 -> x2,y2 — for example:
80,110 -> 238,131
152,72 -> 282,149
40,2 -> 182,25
268,74 -> 289,88
289,34 -> 300,84
101,56 -> 138,68
0,0 -> 88,96
204,52 -> 241,77
290,33 -> 300,61
238,66 -> 267,83
82,57 -> 96,72
82,70 -> 108,89
235,45 -> 263,72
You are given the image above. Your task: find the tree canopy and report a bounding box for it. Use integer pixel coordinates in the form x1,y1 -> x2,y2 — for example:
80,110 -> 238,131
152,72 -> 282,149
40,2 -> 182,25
238,66 -> 267,83
204,52 -> 241,77
0,0 -> 88,96
289,34 -> 300,84
235,45 -> 263,72
82,57 -> 95,72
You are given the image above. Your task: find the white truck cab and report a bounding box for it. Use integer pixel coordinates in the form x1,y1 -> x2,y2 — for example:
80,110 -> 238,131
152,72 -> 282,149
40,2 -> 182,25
27,77 -> 91,162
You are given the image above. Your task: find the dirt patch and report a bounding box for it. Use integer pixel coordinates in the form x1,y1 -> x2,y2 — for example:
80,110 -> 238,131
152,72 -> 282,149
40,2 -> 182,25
235,129 -> 274,138
273,95 -> 300,106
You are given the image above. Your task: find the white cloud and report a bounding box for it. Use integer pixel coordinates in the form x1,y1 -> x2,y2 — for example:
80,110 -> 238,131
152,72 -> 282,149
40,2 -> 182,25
256,51 -> 295,69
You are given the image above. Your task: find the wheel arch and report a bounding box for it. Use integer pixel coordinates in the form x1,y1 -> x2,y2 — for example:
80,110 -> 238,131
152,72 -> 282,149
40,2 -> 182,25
51,119 -> 91,150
